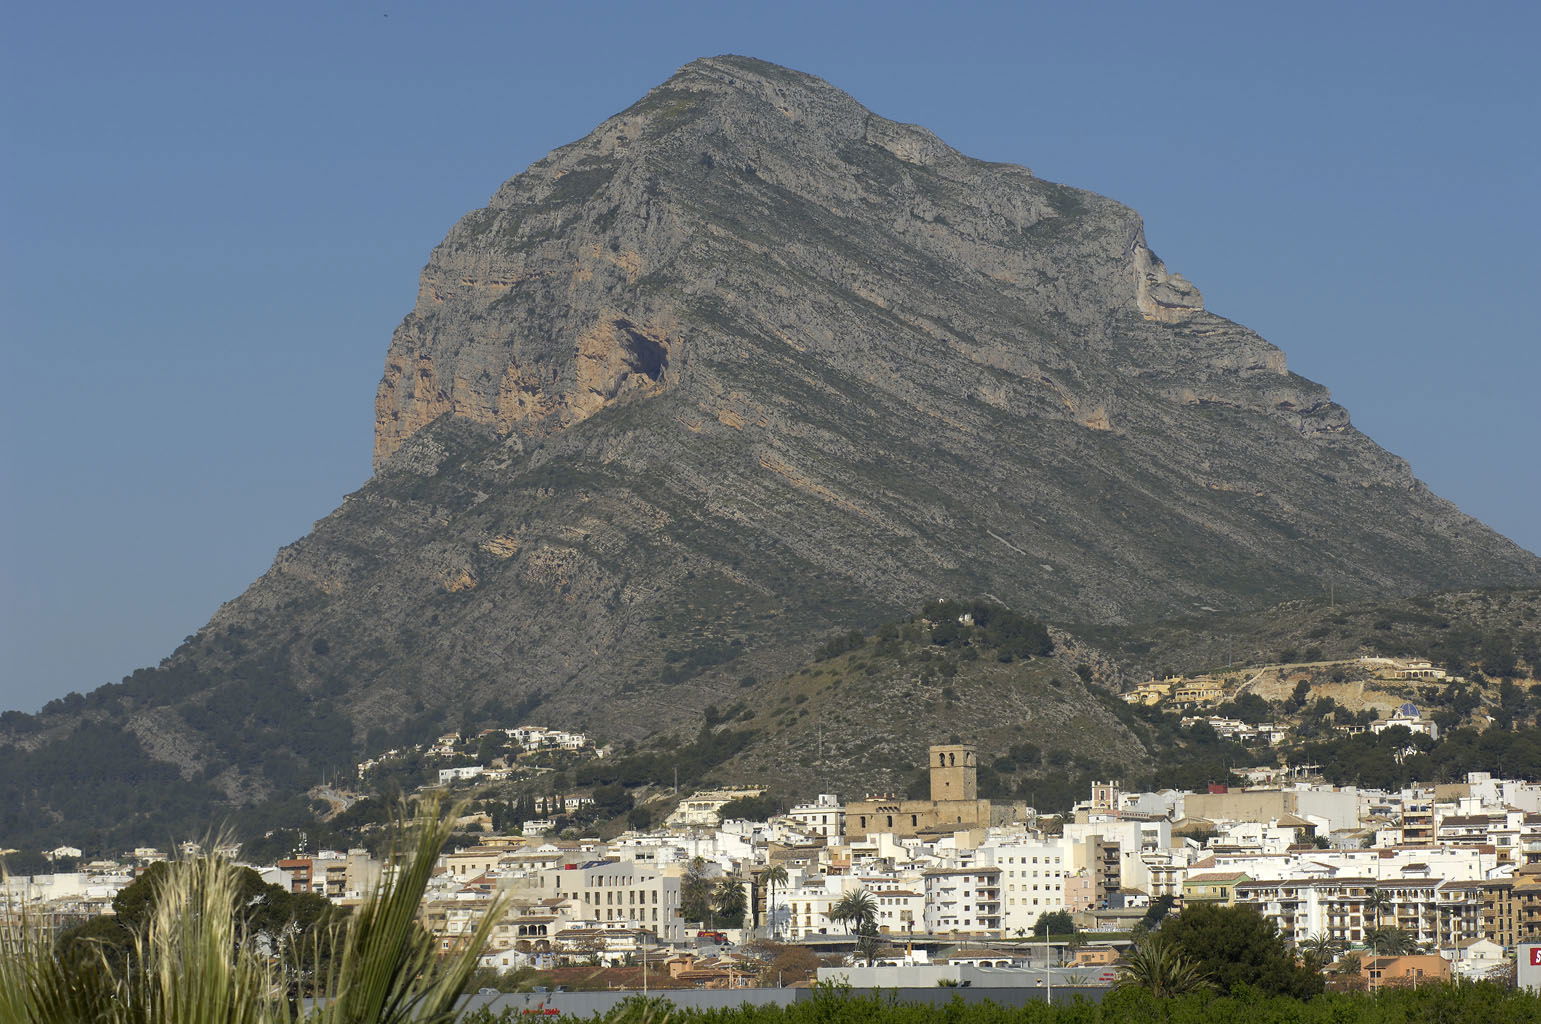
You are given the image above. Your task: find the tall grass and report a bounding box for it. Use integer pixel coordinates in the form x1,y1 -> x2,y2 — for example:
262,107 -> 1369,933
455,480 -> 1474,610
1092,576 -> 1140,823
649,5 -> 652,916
0,795 -> 502,1024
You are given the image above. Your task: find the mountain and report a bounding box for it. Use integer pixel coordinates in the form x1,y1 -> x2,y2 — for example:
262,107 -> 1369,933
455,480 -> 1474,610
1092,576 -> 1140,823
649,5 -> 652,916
5,56 -> 1538,850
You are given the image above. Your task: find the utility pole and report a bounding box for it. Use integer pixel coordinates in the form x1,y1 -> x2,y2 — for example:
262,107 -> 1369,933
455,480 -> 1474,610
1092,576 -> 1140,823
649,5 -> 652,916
1045,927 -> 1052,1005
673,766 -> 678,795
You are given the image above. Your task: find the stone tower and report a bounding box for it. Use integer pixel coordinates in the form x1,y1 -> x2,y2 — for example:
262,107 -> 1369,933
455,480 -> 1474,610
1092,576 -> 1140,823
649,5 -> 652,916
929,744 -> 977,802
1091,780 -> 1122,811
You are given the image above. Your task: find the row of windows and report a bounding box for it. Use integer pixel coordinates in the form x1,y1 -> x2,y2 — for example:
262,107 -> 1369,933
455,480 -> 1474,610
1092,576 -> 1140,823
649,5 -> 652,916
556,888 -> 673,906
599,907 -> 659,921
575,889 -> 664,905
858,815 -> 923,829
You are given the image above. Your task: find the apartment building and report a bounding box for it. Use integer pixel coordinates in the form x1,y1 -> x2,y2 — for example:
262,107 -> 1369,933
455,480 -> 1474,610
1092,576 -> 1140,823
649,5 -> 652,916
921,866 -> 1002,936
520,861 -> 687,942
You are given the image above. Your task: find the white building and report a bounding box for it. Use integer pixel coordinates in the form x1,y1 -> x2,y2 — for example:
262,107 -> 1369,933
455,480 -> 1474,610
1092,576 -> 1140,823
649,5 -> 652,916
1369,703 -> 1439,741
922,867 -> 1002,936
506,726 -> 590,751
782,794 -> 845,841
665,788 -> 764,828
1443,937 -> 1508,981
976,837 -> 1074,935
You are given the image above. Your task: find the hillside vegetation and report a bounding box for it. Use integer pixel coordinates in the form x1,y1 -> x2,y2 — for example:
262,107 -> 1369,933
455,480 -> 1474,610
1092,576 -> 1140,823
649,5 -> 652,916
1082,587 -> 1541,682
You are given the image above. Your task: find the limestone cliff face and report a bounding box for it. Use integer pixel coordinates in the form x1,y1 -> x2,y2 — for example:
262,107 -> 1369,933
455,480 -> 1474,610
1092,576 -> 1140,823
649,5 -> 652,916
374,56 -> 1237,467
8,57 -> 1539,845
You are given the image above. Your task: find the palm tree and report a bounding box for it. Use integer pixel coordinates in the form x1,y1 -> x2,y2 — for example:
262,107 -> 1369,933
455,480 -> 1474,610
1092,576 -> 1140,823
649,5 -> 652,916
713,877 -> 748,930
762,865 -> 789,939
1114,933 -> 1211,998
1364,887 -> 1393,930
1365,925 -> 1417,957
1299,933 -> 1343,971
830,888 -> 878,931
830,888 -> 881,964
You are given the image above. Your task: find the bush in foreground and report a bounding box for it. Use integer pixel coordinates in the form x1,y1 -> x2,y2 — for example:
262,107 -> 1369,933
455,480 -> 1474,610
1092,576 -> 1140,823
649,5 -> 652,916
526,985 -> 1539,1024
1,794 -> 497,1024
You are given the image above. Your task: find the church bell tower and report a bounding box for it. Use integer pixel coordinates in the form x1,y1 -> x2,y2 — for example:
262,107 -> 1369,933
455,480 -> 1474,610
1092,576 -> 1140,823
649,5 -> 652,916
928,743 -> 977,802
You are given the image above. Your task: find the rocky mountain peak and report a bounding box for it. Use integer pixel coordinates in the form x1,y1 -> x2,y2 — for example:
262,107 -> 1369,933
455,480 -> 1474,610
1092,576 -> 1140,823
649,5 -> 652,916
372,56 -> 1216,468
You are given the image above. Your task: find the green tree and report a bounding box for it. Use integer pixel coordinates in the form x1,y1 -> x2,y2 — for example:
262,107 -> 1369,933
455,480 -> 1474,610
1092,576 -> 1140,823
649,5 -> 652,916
56,859 -> 339,987
717,793 -> 783,822
1138,895 -> 1176,932
1158,902 -> 1323,998
588,783 -> 634,819
1285,679 -> 1312,713
1032,909 -> 1075,937
1222,692 -> 1273,724
680,857 -> 713,926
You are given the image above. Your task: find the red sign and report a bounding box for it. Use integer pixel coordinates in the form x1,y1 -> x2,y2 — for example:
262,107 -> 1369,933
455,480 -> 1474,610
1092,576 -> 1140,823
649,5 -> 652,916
1530,948 -> 1541,966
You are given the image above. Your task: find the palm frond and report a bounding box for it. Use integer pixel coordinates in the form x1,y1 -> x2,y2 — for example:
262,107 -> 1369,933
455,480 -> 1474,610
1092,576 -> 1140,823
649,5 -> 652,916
1115,932 -> 1212,998
314,793 -> 507,1024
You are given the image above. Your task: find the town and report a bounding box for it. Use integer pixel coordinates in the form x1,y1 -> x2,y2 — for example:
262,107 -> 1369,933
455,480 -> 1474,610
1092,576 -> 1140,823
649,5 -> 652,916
9,723 -> 1541,994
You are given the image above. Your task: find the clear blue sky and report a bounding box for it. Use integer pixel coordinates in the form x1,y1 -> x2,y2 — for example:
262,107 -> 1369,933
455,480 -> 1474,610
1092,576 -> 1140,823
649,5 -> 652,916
3,1 -> 1537,713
